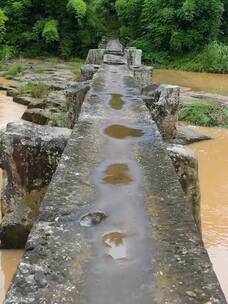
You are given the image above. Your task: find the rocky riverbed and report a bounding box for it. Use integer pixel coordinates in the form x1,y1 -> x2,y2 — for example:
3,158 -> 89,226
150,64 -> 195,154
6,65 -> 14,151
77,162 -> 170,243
0,59 -> 90,248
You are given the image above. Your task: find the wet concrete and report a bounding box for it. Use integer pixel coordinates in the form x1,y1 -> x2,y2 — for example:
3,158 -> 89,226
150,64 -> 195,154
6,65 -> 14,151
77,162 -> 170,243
5,54 -> 227,303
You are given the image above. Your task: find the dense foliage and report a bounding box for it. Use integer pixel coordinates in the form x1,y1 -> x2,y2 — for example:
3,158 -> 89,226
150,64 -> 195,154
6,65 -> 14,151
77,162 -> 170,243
0,0 -> 228,72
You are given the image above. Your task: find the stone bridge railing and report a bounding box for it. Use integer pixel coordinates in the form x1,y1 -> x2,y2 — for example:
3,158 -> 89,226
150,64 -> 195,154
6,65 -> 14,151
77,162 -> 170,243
0,39 -> 226,303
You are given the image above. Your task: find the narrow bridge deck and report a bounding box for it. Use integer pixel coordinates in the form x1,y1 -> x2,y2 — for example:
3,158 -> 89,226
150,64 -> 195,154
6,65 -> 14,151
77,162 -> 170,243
5,59 -> 226,303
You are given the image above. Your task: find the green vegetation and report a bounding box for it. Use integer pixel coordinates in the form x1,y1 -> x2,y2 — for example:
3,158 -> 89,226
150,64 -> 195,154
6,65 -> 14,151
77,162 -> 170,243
3,63 -> 24,78
18,83 -> 51,98
0,0 -> 227,72
179,101 -> 228,128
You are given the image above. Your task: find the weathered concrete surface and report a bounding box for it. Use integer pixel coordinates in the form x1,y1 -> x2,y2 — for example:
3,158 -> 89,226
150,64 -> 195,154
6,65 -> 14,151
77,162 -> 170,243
86,49 -> 105,65
5,49 -> 226,303
126,47 -> 142,67
0,122 -> 71,248
167,144 -> 201,231
133,66 -> 154,89
143,84 -> 180,139
81,64 -> 100,81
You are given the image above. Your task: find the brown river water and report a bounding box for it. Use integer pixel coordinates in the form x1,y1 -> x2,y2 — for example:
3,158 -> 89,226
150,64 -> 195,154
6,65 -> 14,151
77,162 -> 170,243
0,70 -> 227,301
154,69 -> 228,95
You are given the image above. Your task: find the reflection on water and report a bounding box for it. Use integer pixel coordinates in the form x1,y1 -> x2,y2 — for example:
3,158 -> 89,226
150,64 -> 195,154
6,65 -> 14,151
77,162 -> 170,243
103,232 -> 127,260
104,124 -> 144,139
110,94 -> 124,110
103,164 -> 133,185
190,126 -> 228,300
154,69 -> 228,95
0,89 -> 25,303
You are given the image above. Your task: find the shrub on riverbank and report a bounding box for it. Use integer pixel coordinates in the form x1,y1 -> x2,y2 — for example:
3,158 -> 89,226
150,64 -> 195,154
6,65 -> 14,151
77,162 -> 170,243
3,63 -> 24,79
179,101 -> 228,128
167,42 -> 228,73
18,83 -> 51,98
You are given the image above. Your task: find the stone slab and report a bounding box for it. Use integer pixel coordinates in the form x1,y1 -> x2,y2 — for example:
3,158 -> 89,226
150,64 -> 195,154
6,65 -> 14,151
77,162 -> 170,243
5,60 -> 226,303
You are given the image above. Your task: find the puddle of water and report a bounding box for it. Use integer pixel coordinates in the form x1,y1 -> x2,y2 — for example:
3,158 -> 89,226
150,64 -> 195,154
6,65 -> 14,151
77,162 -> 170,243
0,89 -> 26,303
102,232 -> 127,260
109,94 -> 124,110
103,164 -> 133,185
190,126 -> 228,300
80,212 -> 107,227
104,124 -> 144,139
153,69 -> 228,95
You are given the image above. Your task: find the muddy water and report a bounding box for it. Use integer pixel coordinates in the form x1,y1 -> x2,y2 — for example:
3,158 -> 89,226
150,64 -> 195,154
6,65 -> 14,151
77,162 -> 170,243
153,69 -> 228,95
190,126 -> 228,300
103,232 -> 127,260
103,164 -> 133,185
0,91 -> 26,128
0,89 -> 25,303
110,94 -> 124,110
104,124 -> 144,139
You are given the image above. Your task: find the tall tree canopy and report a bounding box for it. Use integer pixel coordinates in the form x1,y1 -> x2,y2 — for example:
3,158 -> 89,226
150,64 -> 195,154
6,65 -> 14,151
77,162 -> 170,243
0,0 -> 227,60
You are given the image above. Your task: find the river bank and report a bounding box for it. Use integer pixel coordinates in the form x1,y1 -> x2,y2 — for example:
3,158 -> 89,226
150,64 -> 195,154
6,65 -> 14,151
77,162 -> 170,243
154,69 -> 228,107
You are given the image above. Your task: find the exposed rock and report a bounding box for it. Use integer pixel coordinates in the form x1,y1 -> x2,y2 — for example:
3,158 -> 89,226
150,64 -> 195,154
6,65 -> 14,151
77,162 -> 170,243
22,108 -> 67,127
126,47 -> 142,67
0,122 -> 71,248
167,144 -> 201,232
133,66 -> 153,88
143,84 -> 180,139
85,49 -> 105,65
65,82 -> 90,129
174,125 -> 212,145
103,54 -> 127,65
81,64 -> 100,81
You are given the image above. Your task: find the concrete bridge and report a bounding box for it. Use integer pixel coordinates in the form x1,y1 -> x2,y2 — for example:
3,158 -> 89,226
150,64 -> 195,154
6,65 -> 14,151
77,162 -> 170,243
3,40 -> 227,303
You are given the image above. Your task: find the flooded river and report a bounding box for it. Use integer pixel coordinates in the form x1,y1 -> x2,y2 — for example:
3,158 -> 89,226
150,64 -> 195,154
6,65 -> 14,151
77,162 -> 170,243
190,126 -> 228,300
0,90 -> 25,303
154,69 -> 228,95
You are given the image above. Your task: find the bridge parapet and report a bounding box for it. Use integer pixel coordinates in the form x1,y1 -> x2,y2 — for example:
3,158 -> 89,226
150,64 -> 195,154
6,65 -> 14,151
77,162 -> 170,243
4,40 -> 227,304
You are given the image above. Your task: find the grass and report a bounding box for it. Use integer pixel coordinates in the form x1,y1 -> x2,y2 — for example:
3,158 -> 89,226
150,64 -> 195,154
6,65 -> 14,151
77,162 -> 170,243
178,101 -> 228,128
18,82 -> 51,98
3,63 -> 25,79
69,58 -> 84,72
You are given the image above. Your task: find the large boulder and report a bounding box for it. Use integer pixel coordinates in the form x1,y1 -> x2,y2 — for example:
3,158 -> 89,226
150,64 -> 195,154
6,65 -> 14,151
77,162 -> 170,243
143,84 -> 180,139
167,144 -> 201,232
0,122 -> 71,248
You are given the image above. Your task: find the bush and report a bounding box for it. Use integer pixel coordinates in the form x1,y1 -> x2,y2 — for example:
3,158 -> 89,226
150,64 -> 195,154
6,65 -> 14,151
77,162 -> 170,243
3,63 -> 24,78
0,45 -> 16,61
169,42 -> 228,73
179,101 -> 228,128
18,83 -> 51,98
